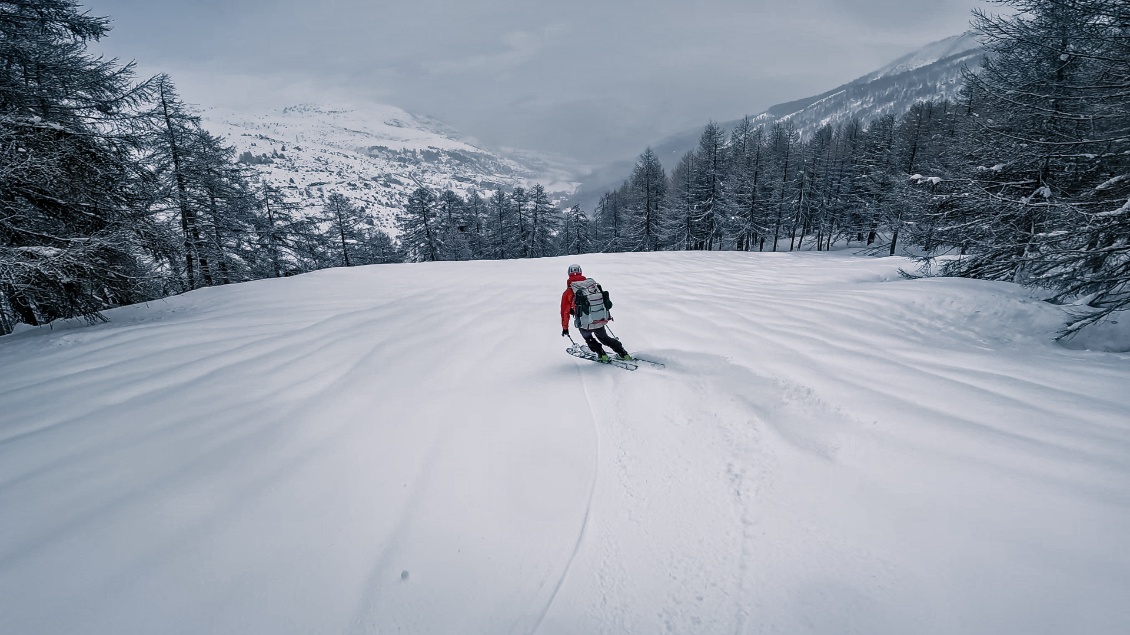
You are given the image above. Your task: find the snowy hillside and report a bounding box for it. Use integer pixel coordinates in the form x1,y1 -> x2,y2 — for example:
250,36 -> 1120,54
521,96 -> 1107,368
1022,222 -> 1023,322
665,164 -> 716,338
199,103 -> 578,234
2,252 -> 1129,634
747,32 -> 982,134
867,32 -> 983,81
575,33 -> 986,209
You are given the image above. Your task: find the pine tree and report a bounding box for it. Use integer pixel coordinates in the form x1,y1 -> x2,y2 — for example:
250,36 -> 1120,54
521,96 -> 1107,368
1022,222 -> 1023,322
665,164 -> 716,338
437,189 -> 471,260
691,122 -> 728,250
364,229 -> 401,264
829,118 -> 872,247
767,122 -> 799,252
146,75 -> 216,287
727,117 -> 768,251
322,193 -> 369,267
625,148 -> 667,251
560,205 -> 592,255
855,114 -> 899,251
511,186 -> 530,258
398,187 -> 442,262
664,151 -> 699,251
594,188 -> 629,252
526,184 -> 561,258
188,131 -> 262,284
487,189 -> 512,259
936,0 -> 1130,333
461,190 -> 489,259
0,0 -> 156,333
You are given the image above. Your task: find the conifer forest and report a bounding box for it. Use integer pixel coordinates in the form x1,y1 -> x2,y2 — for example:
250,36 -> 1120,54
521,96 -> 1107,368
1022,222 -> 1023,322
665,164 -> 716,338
2,0 -> 1128,336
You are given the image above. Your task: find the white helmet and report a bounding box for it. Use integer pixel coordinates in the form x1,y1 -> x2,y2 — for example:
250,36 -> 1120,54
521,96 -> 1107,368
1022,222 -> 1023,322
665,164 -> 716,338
567,264 -> 583,275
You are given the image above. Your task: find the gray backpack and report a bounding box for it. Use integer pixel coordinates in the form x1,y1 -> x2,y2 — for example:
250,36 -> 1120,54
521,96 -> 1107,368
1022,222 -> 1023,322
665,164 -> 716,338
571,278 -> 612,328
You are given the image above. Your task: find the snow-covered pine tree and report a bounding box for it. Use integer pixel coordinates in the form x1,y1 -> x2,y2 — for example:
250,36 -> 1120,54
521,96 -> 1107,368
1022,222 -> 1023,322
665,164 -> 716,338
938,0 -> 1130,333
767,121 -> 799,251
253,183 -> 305,277
625,148 -> 667,252
398,187 -> 443,262
0,0 -> 156,333
365,229 -> 401,264
146,75 -> 220,288
691,121 -> 729,250
437,189 -> 472,261
664,151 -> 699,251
461,190 -> 489,259
594,188 -> 630,252
511,186 -> 530,258
526,184 -> 561,258
560,205 -> 593,255
186,130 -> 261,284
322,193 -> 370,267
854,114 -> 899,250
727,117 -> 768,251
827,118 -> 865,250
485,189 -> 522,259
799,123 -> 861,252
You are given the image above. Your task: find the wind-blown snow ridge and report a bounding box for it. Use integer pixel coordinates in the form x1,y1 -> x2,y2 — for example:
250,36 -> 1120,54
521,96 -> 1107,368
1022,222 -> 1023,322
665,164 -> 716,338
1,252 -> 1128,634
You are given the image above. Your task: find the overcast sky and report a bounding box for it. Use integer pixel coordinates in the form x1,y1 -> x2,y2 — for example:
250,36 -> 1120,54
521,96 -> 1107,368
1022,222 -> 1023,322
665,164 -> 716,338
86,0 -> 989,166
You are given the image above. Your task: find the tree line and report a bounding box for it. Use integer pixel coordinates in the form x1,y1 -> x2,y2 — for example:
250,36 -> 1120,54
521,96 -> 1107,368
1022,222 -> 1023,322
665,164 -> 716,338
4,0 -> 1127,338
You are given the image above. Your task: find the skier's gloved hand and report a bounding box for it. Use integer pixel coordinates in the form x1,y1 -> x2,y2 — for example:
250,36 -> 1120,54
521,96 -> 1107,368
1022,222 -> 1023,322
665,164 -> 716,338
561,329 -> 568,337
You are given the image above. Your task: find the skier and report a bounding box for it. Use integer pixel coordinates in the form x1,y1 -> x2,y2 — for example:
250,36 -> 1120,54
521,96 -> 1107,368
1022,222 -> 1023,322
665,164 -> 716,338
560,263 -> 632,362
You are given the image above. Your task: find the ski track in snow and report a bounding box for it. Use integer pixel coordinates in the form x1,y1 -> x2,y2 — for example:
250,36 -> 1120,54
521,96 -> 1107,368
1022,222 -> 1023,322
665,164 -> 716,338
1,252 -> 1129,634
527,362 -> 602,635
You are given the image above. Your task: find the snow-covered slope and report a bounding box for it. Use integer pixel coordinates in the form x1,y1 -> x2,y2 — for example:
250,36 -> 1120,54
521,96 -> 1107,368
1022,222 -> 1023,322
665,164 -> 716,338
2,252 -> 1129,634
868,32 -> 983,81
200,103 -> 578,233
748,32 -> 982,134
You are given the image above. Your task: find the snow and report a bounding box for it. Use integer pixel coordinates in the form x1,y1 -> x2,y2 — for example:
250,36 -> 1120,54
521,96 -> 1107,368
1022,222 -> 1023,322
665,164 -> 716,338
13,246 -> 64,258
910,174 -> 943,186
1094,174 -> 1127,191
871,32 -> 983,81
1095,196 -> 1130,218
1,251 -> 1128,634
197,103 -> 578,235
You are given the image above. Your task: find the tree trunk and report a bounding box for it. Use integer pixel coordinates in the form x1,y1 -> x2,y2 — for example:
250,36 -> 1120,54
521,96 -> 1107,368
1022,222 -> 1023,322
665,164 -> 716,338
337,209 -> 351,267
160,86 -> 212,288
264,187 -> 281,278
207,193 -> 232,284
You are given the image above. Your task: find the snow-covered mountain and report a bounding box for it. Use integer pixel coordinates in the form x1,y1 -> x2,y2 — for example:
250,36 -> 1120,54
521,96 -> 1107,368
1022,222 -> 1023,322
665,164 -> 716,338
2,251 -> 1128,632
571,33 -> 985,210
745,31 -> 982,137
199,103 -> 578,233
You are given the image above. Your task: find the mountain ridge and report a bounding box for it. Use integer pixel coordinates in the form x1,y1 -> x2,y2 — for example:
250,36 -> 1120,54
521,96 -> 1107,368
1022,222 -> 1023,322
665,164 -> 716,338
198,102 -> 578,235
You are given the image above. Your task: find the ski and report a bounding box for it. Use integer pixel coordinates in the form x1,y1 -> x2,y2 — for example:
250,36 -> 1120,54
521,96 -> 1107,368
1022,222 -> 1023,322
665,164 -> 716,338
566,346 -> 638,371
569,343 -> 659,368
628,356 -> 665,370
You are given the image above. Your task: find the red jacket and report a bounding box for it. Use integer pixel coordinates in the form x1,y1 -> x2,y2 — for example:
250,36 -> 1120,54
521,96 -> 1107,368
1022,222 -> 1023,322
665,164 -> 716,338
560,272 -> 586,329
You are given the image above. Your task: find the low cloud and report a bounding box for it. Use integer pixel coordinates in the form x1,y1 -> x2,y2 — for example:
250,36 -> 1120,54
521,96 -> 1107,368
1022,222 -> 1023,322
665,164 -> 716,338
88,0 -> 990,165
